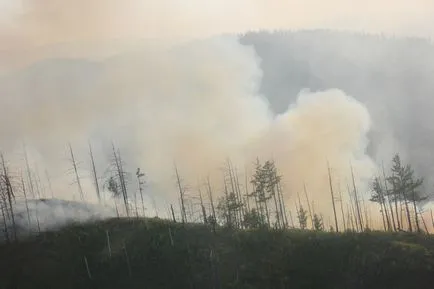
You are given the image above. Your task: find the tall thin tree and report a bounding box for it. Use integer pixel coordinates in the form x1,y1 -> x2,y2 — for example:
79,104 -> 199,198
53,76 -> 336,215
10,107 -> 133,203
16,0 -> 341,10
68,143 -> 84,201
327,162 -> 339,232
88,142 -> 101,202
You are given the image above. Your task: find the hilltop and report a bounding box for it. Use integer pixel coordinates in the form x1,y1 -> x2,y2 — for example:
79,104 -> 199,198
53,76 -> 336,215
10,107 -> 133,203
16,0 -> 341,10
1,217 -> 434,289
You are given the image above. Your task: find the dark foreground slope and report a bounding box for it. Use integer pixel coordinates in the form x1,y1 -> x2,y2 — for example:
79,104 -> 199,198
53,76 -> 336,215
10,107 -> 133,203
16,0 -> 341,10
1,218 -> 434,289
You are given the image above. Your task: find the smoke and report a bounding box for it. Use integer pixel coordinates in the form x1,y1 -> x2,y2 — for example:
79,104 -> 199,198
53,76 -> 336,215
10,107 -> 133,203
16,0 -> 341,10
1,0 -> 434,71
0,0 -> 397,225
0,34 -> 377,221
2,199 -> 115,238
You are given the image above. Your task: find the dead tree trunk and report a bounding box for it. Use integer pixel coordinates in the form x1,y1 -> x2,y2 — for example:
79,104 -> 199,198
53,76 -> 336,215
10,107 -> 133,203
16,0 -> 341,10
347,184 -> 358,231
116,148 -> 130,217
174,164 -> 187,223
21,175 -> 32,233
277,182 -> 289,228
412,189 -> 420,232
171,204 -> 177,223
88,142 -> 101,202
1,154 -> 17,241
431,209 -> 434,233
327,162 -> 339,232
234,167 -> 246,227
382,163 -> 396,231
402,191 -> 412,232
303,183 -> 314,229
223,178 -> 231,227
350,164 -> 364,231
338,185 -> 347,231
112,144 -> 129,217
68,143 -> 84,201
227,161 -> 241,228
199,188 -> 207,224
1,198 -> 9,243
136,168 -> 146,216
206,176 -> 217,223
45,170 -> 55,199
23,145 -> 35,198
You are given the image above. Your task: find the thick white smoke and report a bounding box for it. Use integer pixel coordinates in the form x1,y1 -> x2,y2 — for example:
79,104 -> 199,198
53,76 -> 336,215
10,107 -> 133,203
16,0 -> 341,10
0,0 -> 387,227
0,35 -> 377,223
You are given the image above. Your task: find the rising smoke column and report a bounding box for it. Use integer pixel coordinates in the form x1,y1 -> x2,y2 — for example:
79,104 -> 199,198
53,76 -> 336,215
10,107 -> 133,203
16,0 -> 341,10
254,89 -> 377,215
0,34 -> 378,220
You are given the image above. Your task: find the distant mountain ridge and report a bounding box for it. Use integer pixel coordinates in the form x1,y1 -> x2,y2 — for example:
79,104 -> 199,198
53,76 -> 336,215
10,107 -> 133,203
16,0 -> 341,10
240,30 -> 434,188
1,29 -> 434,195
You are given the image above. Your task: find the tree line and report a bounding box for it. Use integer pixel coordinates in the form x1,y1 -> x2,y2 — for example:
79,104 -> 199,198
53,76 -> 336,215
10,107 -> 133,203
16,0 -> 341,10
1,140 -> 433,243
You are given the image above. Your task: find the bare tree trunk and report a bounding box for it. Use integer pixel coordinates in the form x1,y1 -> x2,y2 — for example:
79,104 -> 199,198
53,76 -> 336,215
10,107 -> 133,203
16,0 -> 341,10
223,179 -> 231,227
431,209 -> 434,233
394,197 -> 401,230
382,163 -> 396,231
84,256 -> 92,279
350,164 -> 364,231
411,189 -> 420,232
402,191 -> 412,232
199,188 -> 207,224
303,183 -> 314,229
227,160 -> 241,228
116,148 -> 129,217
263,196 -> 271,228
1,197 -> 9,243
234,167 -> 246,227
21,175 -> 32,233
134,190 -> 139,218
206,176 -> 217,224
244,167 -> 251,212
362,198 -> 370,230
338,186 -> 347,231
88,142 -> 101,202
136,168 -> 146,217
379,199 -> 387,231
277,182 -> 289,228
171,204 -> 177,223
174,164 -> 187,223
23,144 -> 35,198
327,162 -> 339,232
347,184 -> 360,232
421,215 -> 429,233
1,154 -> 17,241
114,200 -> 119,218
288,209 -> 295,228
272,188 -> 280,229
112,144 -> 129,217
418,207 -> 429,233
43,170 -> 55,199
347,205 -> 355,231
294,199 -> 300,229
379,183 -> 391,231
277,180 -> 285,228
68,143 -> 84,201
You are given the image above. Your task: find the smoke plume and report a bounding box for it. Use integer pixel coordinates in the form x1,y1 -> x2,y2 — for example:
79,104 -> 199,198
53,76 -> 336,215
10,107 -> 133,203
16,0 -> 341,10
0,0 -> 408,225
0,34 -> 377,219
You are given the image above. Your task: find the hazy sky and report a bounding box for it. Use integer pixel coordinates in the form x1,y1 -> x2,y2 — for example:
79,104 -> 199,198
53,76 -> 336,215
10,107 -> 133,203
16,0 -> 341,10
1,1 -> 433,48
0,0 -> 433,223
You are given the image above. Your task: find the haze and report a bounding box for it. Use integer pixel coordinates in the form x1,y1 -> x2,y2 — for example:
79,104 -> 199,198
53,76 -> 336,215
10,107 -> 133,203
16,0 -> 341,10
1,0 -> 433,227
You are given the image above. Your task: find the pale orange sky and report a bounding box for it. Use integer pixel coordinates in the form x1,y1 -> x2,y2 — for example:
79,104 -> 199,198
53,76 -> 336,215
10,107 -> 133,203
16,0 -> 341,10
0,0 -> 432,71
1,0 -> 433,48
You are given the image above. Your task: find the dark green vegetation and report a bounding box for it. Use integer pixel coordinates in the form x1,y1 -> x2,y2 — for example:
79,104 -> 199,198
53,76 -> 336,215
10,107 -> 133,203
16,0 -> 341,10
1,218 -> 434,289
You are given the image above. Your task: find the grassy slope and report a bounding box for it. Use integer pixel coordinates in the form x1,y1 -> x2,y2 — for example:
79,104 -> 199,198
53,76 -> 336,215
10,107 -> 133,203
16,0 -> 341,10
1,218 -> 434,289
